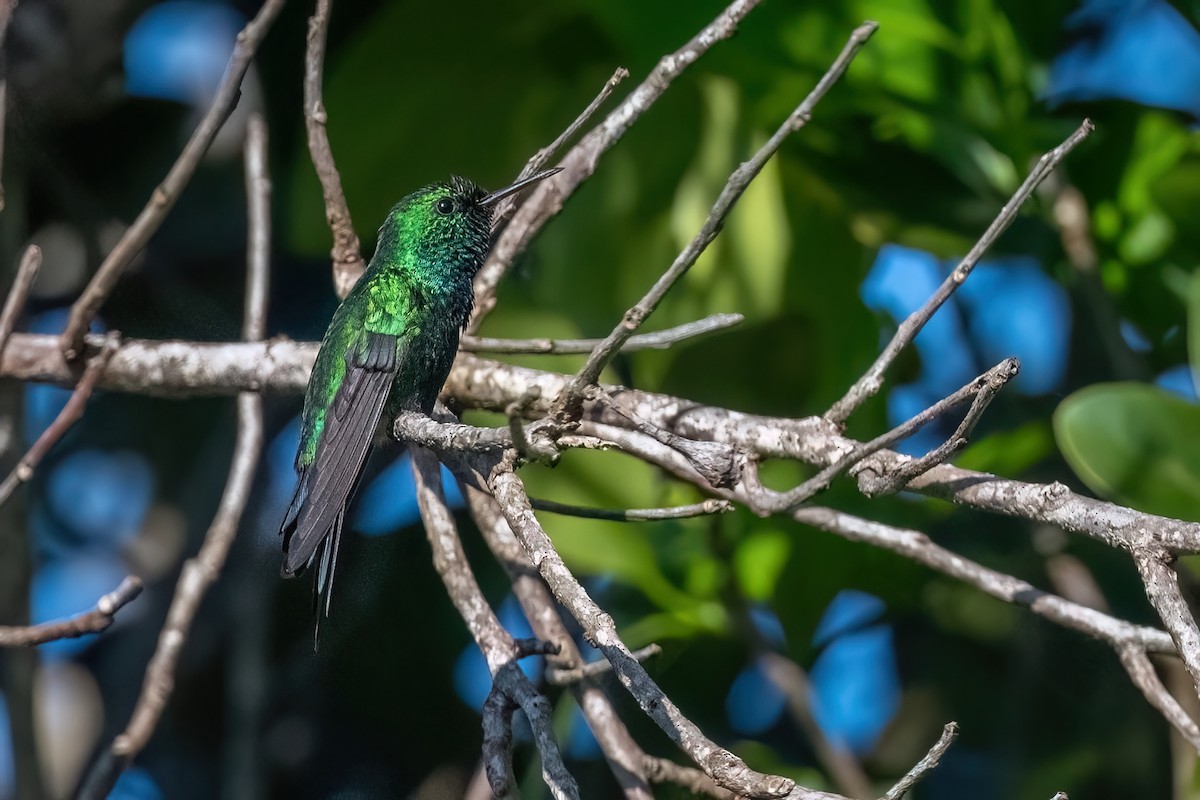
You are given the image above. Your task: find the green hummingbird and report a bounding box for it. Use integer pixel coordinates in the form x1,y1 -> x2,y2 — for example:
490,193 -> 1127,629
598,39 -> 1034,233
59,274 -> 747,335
280,167 -> 561,624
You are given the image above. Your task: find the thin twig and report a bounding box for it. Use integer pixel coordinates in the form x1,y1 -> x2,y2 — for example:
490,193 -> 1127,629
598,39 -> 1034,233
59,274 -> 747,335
58,0 -> 287,360
546,644 -> 663,685
552,21 -> 877,423
468,0 -> 765,333
487,66 -> 630,231
591,391 -> 745,489
825,119 -> 1095,424
0,576 -> 142,646
0,246 -> 41,357
461,313 -> 744,355
752,358 -> 1019,512
881,722 -> 959,800
0,333 -> 119,507
304,0 -> 365,298
641,756 -> 739,800
862,356 -> 1017,494
531,497 -> 730,522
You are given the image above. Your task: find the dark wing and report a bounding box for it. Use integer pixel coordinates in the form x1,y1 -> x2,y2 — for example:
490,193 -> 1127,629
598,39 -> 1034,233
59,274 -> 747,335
281,332 -> 399,592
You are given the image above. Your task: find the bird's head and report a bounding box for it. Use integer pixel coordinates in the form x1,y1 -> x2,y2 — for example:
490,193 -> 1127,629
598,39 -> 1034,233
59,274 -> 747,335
376,168 -> 561,282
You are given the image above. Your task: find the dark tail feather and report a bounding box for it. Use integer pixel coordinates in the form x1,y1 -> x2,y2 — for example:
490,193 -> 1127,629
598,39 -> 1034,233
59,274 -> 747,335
311,505 -> 346,651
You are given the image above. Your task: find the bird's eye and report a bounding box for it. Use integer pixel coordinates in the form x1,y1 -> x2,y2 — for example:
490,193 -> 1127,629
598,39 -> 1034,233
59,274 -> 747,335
435,198 -> 455,215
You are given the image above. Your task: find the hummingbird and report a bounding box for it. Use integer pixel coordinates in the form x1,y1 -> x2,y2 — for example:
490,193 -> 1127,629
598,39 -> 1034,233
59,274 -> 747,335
280,167 -> 561,630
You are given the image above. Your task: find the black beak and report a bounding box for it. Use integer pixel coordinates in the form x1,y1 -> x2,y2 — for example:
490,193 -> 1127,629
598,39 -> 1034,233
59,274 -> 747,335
479,167 -> 562,207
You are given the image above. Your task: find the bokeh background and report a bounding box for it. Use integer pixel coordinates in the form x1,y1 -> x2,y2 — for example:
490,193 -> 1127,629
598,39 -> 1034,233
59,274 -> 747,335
1,0 -> 1199,797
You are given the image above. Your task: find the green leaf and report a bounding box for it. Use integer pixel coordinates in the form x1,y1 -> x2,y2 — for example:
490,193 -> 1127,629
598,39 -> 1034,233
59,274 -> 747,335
733,528 -> 791,601
1054,383 -> 1200,520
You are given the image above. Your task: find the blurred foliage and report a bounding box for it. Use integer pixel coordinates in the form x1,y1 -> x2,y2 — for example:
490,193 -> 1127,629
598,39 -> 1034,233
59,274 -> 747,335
5,0 -> 1200,798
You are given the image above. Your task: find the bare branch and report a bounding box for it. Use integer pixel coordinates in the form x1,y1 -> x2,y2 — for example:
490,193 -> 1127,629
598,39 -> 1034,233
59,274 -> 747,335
826,119 -> 1095,423
465,486 -> 656,799
59,0 -> 287,360
751,358 -> 1019,512
489,461 -> 795,799
243,113 -> 271,341
546,644 -> 663,685
1134,551 -> 1200,706
469,0 -> 765,332
1120,646 -> 1200,751
15,337 -> 1198,557
304,0 -> 366,298
642,756 -> 739,800
443,354 -> 1200,555
553,21 -> 878,423
481,687 -> 518,798
411,447 -> 580,800
788,507 -> 1176,655
881,722 -> 959,800
0,576 -> 142,647
0,246 -> 41,357
531,497 -> 731,522
0,333 -> 119,508
461,313 -> 744,355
